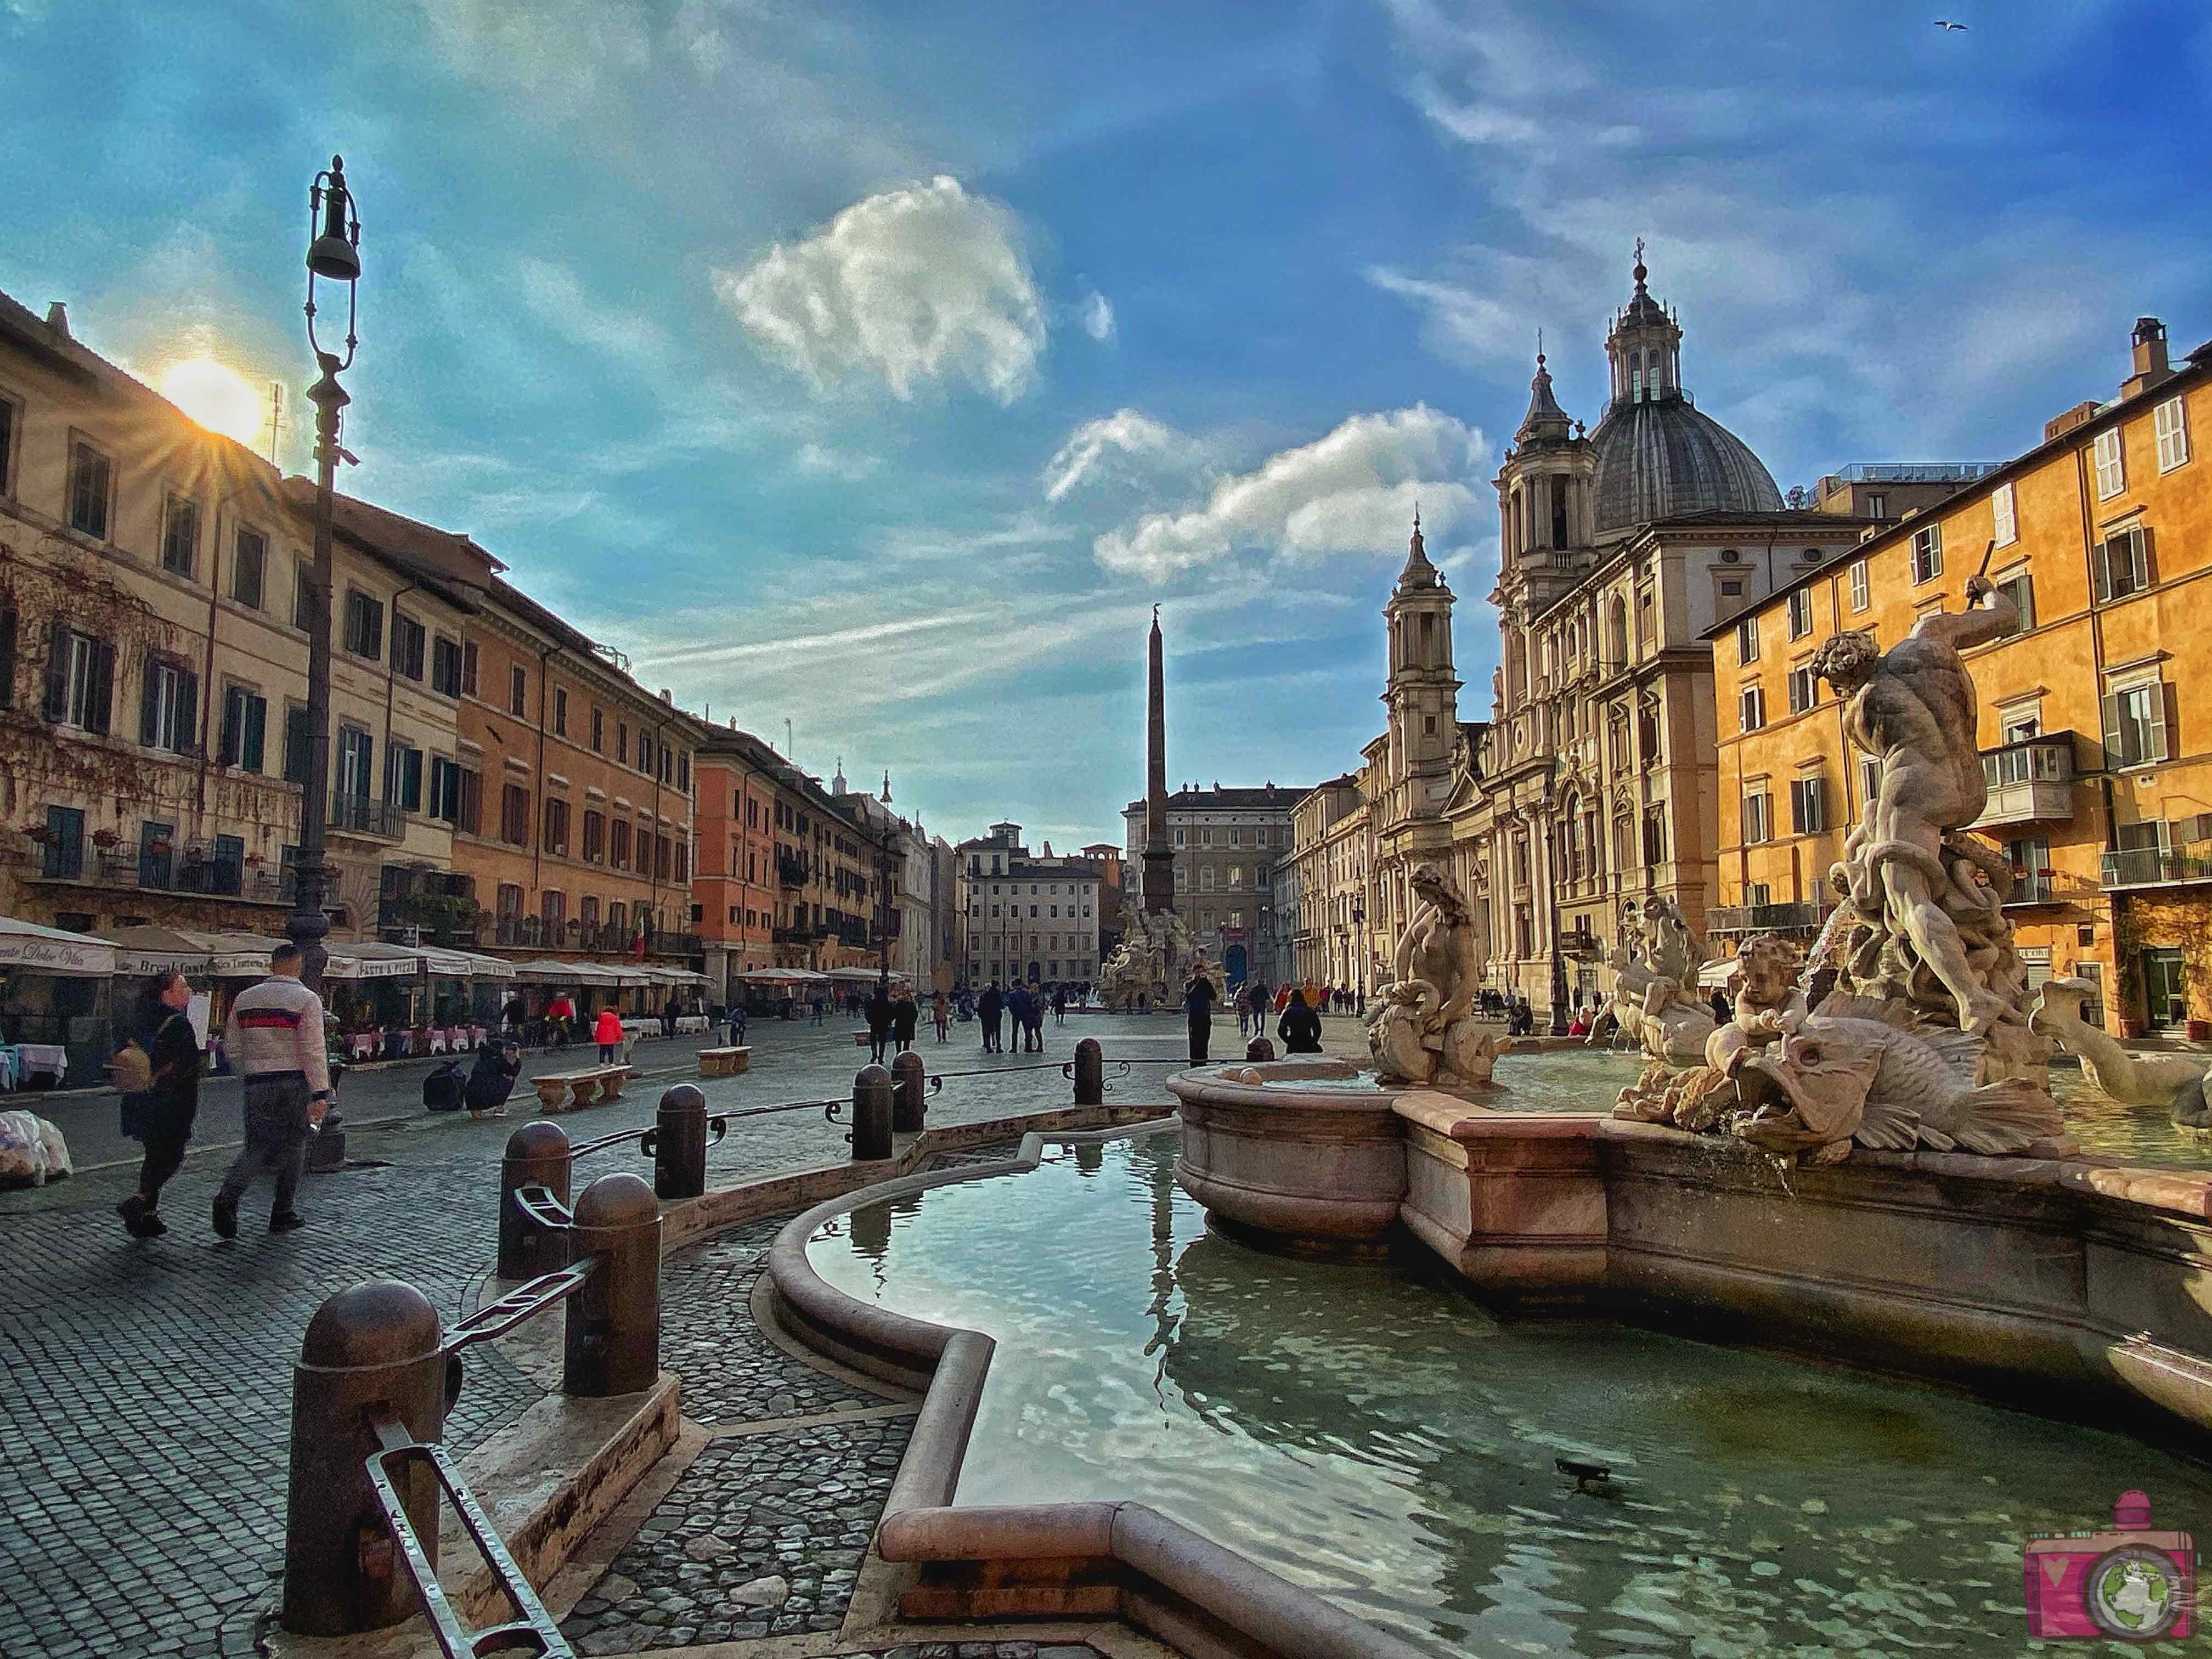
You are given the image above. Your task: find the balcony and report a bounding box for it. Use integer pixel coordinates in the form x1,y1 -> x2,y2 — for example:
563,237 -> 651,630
2003,870 -> 2097,907
2102,844 -> 2212,891
1970,735 -> 2077,830
331,793 -> 408,840
1708,901 -> 1830,935
776,854 -> 809,889
647,929 -> 702,957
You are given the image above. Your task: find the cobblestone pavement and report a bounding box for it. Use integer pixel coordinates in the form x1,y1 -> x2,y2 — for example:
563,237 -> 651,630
830,1646 -> 1104,1657
0,1013 -> 1188,1657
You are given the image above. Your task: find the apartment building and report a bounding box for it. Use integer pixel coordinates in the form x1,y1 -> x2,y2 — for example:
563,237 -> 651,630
1289,774 -> 1364,991
1118,786 -> 1302,984
1711,317 -> 2210,1032
690,719 -> 788,993
957,822 -> 1102,988
0,290 -> 484,947
454,582 -> 698,964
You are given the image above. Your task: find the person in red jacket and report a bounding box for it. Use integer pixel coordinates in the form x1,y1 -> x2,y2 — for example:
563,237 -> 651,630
592,1006 -> 625,1064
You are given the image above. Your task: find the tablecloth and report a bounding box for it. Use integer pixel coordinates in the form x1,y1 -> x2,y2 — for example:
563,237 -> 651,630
15,1043 -> 67,1086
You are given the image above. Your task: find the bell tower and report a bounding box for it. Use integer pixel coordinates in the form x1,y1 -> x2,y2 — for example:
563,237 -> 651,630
1493,340 -> 1595,656
1383,512 -> 1461,812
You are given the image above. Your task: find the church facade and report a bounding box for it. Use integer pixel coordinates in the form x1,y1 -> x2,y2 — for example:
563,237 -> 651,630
1334,253 -> 1876,1023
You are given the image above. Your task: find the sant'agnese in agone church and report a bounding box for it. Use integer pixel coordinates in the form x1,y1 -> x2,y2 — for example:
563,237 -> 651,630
1294,247 -> 2002,1024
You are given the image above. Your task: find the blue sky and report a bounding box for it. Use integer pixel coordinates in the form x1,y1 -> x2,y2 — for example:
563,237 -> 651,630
4,1 -> 2207,850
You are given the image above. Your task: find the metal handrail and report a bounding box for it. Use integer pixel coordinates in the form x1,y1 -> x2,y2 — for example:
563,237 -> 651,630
560,1094 -> 862,1164
443,1259 -> 597,1351
364,1409 -> 574,1658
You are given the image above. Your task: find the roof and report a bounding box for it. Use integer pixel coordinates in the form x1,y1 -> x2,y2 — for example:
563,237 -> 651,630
1590,396 -> 1784,530
281,481 -> 500,608
1121,784 -> 1311,814
1701,336 -> 2211,642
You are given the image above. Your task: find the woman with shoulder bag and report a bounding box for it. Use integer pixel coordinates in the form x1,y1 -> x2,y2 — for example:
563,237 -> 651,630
116,972 -> 202,1238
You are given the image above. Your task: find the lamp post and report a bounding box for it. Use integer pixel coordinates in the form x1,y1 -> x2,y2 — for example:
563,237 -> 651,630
1548,892 -> 1571,1036
287,154 -> 362,993
875,828 -> 896,994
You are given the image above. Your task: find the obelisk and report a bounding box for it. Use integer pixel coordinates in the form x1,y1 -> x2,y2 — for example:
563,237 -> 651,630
1142,606 -> 1175,916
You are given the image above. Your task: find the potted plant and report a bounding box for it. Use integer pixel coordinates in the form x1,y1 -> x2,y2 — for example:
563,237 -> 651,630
21,823 -> 51,844
91,827 -> 120,849
146,837 -> 172,856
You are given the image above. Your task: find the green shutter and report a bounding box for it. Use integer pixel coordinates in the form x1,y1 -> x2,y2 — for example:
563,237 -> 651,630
243,694 -> 266,772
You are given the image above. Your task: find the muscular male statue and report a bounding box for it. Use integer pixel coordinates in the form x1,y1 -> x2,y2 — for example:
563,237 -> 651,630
1812,573 -> 2018,1036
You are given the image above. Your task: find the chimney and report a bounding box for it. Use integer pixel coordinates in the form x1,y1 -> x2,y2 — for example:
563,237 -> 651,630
44,302 -> 69,337
2044,399 -> 2102,442
2121,315 -> 2172,400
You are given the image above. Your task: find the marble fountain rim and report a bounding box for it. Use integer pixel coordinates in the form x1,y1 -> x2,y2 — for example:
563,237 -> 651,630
761,1113 -> 1434,1659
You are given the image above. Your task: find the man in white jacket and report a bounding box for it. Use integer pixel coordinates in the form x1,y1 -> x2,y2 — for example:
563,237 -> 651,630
214,944 -> 333,1239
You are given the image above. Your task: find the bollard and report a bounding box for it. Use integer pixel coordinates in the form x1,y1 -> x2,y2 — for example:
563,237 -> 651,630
1245,1036 -> 1277,1062
891,1051 -> 927,1133
646,1084 -> 709,1201
565,1172 -> 662,1397
282,1281 -> 448,1635
851,1065 -> 894,1161
1072,1037 -> 1103,1107
498,1121 -> 572,1279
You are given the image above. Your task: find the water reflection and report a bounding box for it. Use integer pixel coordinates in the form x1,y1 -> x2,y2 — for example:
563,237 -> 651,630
808,1131 -> 2212,1657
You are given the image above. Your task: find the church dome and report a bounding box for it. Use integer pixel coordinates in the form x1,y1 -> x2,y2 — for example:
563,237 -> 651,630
1589,396 -> 1782,529
1587,244 -> 1783,529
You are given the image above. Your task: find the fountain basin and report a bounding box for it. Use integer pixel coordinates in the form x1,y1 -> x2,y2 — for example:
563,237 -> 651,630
1170,1057 -> 2212,1447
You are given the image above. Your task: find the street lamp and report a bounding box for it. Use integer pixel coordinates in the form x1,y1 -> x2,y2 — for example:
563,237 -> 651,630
287,154 -> 362,992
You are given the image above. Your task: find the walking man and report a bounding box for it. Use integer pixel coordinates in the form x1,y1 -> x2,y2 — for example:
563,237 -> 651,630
116,970 -> 200,1238
892,988 -> 919,1055
1183,966 -> 1217,1063
865,983 -> 894,1064
979,981 -> 1004,1053
215,944 -> 332,1239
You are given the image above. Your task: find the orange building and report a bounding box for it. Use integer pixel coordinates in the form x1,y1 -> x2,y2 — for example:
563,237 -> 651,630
689,719 -> 786,992
1711,317 -> 2210,1033
451,582 -> 698,973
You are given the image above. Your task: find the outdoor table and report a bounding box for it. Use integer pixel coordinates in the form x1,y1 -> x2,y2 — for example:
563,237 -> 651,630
348,1032 -> 380,1061
0,1046 -> 16,1090
15,1043 -> 67,1087
675,1014 -> 709,1035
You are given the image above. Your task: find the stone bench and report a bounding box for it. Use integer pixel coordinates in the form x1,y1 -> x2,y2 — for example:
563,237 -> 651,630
697,1046 -> 751,1079
531,1065 -> 633,1114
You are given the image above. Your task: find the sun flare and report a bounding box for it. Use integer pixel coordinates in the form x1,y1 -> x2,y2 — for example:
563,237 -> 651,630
158,357 -> 266,447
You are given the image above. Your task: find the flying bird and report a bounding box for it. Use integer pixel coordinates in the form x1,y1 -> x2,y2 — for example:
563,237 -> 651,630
1933,18 -> 1968,27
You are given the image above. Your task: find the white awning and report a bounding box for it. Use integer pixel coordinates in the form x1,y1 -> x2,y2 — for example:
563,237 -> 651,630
322,941 -> 423,981
0,917 -> 116,978
737,967 -> 828,984
420,947 -> 516,980
99,928 -> 285,977
1697,957 -> 1740,989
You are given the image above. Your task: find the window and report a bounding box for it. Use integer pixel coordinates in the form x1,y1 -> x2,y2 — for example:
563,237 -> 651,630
2155,396 -> 2191,472
42,805 -> 84,879
43,625 -> 114,733
1741,790 -> 1773,844
638,733 -> 654,777
1911,523 -> 1943,584
583,809 -> 605,863
654,834 -> 672,881
0,397 -> 12,495
283,706 -> 313,783
428,757 -> 463,822
1790,777 -> 1828,834
138,654 -> 198,753
431,635 -> 462,697
1738,685 -> 1766,733
677,753 -> 689,793
1786,589 -> 1812,640
553,686 -> 568,736
390,612 -> 426,681
161,496 -> 198,577
2094,427 -> 2125,499
610,819 -> 631,871
1849,559 -> 1870,612
461,640 -> 478,696
2007,836 -> 2052,899
541,889 -> 566,932
508,663 -> 527,716
218,685 -> 266,771
383,742 -> 423,811
1736,616 -> 1758,664
208,833 -> 244,897
2104,679 -> 2169,767
590,707 -> 604,752
343,589 -> 384,659
500,782 -> 531,846
2093,527 -> 2151,601
1787,666 -> 1819,714
1866,492 -> 1887,518
617,721 -> 628,763
1861,755 -> 1883,806
68,441 -> 110,538
674,841 -> 689,884
543,795 -> 569,855
1991,481 -> 2017,546
1995,572 -> 2034,635
335,726 -> 374,801
232,527 -> 266,609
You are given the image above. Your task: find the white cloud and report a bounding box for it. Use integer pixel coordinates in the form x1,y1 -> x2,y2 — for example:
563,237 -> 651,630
1092,406 -> 1487,580
1041,409 -> 1180,503
792,442 -> 881,481
1077,287 -> 1115,342
713,176 -> 1048,404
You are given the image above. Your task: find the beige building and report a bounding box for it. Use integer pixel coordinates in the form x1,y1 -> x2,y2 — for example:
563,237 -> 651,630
956,822 -> 1102,988
1119,785 -> 1304,984
0,289 -> 482,951
1289,773 -> 1365,991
